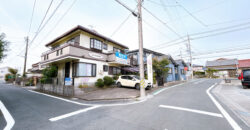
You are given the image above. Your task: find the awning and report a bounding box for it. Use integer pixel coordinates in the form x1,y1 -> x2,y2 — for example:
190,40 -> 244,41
122,67 -> 139,72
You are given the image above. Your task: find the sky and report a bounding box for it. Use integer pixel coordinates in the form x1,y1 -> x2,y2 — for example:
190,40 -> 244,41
1,0 -> 250,73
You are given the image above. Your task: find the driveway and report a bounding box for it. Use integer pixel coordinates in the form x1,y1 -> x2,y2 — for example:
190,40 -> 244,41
213,79 -> 250,127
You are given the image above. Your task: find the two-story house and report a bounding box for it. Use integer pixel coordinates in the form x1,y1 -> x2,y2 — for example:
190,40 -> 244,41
40,25 -> 129,87
126,48 -> 178,82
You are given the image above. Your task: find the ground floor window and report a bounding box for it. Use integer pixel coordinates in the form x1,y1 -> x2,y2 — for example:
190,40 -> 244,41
109,66 -> 121,75
73,62 -> 96,77
103,65 -> 109,72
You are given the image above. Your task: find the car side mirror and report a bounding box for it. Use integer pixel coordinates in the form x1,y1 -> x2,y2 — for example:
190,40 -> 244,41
132,78 -> 136,81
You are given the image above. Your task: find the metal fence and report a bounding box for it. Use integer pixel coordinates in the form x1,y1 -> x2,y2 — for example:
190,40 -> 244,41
37,78 -> 74,97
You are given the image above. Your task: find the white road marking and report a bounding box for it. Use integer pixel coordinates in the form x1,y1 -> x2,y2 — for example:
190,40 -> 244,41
153,83 -> 184,96
0,101 -> 15,130
207,83 -> 242,130
159,105 -> 223,118
28,90 -> 93,106
49,105 -> 100,122
194,80 -> 204,85
29,90 -> 148,107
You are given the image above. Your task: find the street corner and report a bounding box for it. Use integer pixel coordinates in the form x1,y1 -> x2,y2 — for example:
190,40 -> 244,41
212,80 -> 250,127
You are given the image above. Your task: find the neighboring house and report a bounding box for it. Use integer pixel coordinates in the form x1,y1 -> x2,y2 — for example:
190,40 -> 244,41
0,67 -> 10,83
175,59 -> 187,81
238,59 -> 250,73
205,58 -> 238,77
40,25 -> 129,87
192,64 -> 204,72
127,48 -> 177,82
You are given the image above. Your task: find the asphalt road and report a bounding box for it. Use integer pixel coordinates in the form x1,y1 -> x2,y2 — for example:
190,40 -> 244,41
0,79 -> 249,130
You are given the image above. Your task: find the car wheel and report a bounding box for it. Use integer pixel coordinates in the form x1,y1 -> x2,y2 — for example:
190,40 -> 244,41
243,85 -> 247,89
146,86 -> 151,90
117,82 -> 122,88
135,83 -> 140,90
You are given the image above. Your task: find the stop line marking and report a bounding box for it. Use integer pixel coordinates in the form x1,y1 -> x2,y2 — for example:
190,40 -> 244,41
159,105 -> 223,118
49,105 -> 100,122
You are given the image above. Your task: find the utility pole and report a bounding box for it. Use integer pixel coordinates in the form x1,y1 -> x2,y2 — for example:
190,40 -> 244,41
23,36 -> 29,77
187,35 -> 193,79
180,48 -> 183,60
114,0 -> 145,99
137,0 -> 145,98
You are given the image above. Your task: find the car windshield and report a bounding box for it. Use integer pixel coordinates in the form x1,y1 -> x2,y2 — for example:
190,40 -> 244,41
133,76 -> 140,80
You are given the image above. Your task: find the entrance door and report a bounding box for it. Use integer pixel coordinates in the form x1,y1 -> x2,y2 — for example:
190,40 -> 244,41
65,62 -> 70,78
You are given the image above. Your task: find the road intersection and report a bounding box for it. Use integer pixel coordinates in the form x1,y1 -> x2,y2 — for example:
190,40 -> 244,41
0,79 -> 248,130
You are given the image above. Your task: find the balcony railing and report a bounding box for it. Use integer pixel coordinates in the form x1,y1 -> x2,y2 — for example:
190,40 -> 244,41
42,42 -> 77,55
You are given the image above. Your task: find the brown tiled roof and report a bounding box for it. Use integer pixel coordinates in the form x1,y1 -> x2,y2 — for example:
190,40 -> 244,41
238,59 -> 250,68
45,25 -> 128,49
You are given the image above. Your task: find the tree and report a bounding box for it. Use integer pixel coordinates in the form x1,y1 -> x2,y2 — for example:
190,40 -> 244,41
153,58 -> 169,85
41,66 -> 58,83
0,33 -> 9,62
8,68 -> 18,80
206,68 -> 218,78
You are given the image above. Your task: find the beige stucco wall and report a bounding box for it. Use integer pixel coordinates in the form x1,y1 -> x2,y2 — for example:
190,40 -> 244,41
73,58 -> 113,87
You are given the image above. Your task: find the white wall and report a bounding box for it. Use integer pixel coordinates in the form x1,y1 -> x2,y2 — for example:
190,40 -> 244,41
79,34 -> 90,48
73,58 -> 112,87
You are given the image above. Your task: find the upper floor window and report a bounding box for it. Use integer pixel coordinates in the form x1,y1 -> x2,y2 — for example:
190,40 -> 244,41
56,50 -> 59,56
113,47 -> 121,53
103,43 -> 108,50
67,38 -> 75,43
90,38 -> 102,50
60,49 -> 63,55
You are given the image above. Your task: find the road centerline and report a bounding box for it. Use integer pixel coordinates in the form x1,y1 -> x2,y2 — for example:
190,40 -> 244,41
49,105 -> 100,122
159,105 -> 223,118
0,101 -> 15,130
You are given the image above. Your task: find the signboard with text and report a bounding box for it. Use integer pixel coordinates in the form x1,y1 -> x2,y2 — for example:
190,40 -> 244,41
115,52 -> 128,64
65,78 -> 72,86
147,54 -> 153,87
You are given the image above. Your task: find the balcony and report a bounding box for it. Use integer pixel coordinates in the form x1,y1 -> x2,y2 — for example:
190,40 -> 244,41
41,43 -> 130,66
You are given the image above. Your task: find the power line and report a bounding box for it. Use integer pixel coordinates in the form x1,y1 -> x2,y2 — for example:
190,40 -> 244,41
27,0 -> 37,36
110,13 -> 132,37
193,52 -> 250,59
146,0 -> 178,7
141,5 -> 184,40
142,19 -> 171,39
150,21 -> 250,50
36,0 -> 54,32
176,1 -> 207,27
18,0 -> 56,56
181,44 -> 250,58
191,25 -> 250,40
31,0 -> 77,50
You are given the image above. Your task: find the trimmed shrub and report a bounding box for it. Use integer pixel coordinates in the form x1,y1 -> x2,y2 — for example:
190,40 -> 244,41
95,78 -> 104,88
103,76 -> 114,86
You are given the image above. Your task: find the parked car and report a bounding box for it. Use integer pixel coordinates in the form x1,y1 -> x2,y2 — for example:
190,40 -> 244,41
116,75 -> 152,90
240,69 -> 250,89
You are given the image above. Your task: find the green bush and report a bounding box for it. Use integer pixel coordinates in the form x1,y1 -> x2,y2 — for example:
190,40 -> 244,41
95,78 -> 104,88
103,76 -> 114,86
113,74 -> 121,80
5,73 -> 11,81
